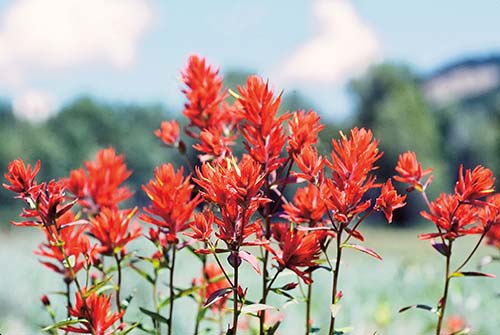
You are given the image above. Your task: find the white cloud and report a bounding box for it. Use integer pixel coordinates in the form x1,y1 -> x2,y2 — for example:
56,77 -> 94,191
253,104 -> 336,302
13,89 -> 56,122
0,0 -> 152,85
278,0 -> 382,85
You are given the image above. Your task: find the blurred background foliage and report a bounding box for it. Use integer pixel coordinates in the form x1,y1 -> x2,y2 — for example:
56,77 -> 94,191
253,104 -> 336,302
1,59 -> 499,228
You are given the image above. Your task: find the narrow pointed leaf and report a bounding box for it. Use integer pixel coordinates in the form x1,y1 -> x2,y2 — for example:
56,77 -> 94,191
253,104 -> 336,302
203,287 -> 233,309
129,264 -> 155,285
241,303 -> 276,315
139,307 -> 169,324
398,304 -> 436,313
239,250 -> 260,275
431,239 -> 449,256
341,243 -> 382,260
41,319 -> 87,332
450,271 -> 495,278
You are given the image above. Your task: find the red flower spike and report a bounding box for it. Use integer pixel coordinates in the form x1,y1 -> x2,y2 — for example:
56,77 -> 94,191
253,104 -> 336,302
193,127 -> 235,162
3,158 -> 41,196
63,290 -> 125,335
484,194 -> 500,248
268,224 -> 322,284
155,120 -> 180,146
420,194 -> 481,240
287,110 -> 324,154
67,148 -> 133,211
455,165 -> 495,202
292,145 -> 324,184
89,207 -> 142,256
236,76 -> 290,172
375,179 -> 407,223
394,151 -> 433,191
283,184 -> 326,225
141,164 -> 201,243
183,211 -> 214,241
182,55 -> 231,132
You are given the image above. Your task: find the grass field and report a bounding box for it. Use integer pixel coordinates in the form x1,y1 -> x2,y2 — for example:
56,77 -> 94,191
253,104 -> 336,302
1,225 -> 499,335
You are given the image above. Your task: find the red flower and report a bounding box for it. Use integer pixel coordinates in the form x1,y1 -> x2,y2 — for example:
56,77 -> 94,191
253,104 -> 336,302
67,148 -> 133,211
182,55 -> 230,132
420,194 -> 481,240
141,164 -> 201,243
89,207 -> 142,256
292,145 -> 324,184
183,211 -> 214,241
283,184 -> 326,225
455,165 -> 495,202
155,120 -> 180,146
3,158 -> 41,196
287,110 -> 324,154
192,127 -> 235,162
268,224 -> 322,284
484,194 -> 500,248
63,290 -> 124,335
374,179 -> 407,223
35,211 -> 93,279
236,76 -> 289,172
394,151 -> 433,191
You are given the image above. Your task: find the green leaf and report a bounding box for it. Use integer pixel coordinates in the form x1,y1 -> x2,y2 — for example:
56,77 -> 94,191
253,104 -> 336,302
241,303 -> 276,315
341,243 -> 382,260
158,286 -> 200,309
114,323 -> 139,335
398,304 -> 436,314
330,303 -> 342,318
129,263 -> 155,285
203,287 -> 233,309
266,321 -> 281,335
41,319 -> 86,332
139,307 -> 169,324
83,277 -> 112,298
450,271 -> 495,278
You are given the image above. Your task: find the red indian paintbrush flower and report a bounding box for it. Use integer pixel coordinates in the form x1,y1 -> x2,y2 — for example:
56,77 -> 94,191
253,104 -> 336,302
35,211 -> 94,280
67,148 -> 133,211
155,120 -> 180,146
193,127 -> 236,162
89,207 -> 142,256
292,145 -> 325,184
268,224 -> 322,284
375,178 -> 407,223
236,76 -> 289,172
283,184 -> 326,225
419,193 -> 482,240
3,158 -> 41,196
183,211 -> 214,242
63,290 -> 125,335
483,194 -> 500,248
141,164 -> 201,243
394,151 -> 433,191
287,110 -> 324,154
455,165 -> 495,202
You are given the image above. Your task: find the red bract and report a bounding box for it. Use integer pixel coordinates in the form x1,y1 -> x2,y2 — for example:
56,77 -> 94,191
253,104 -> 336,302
484,194 -> 500,248
183,211 -> 214,241
375,179 -> 407,223
292,145 -> 324,184
236,76 -> 289,172
155,120 -> 180,146
64,290 -> 124,335
283,184 -> 326,225
182,55 -> 228,132
3,158 -> 41,196
455,165 -> 495,202
268,224 -> 322,284
67,148 -> 133,211
35,211 -> 93,279
141,164 -> 201,243
420,194 -> 481,240
287,110 -> 324,154
90,207 -> 142,256
193,127 -> 235,162
394,151 -> 433,191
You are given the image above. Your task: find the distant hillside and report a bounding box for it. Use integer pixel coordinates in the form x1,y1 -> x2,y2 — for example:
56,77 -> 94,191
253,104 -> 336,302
423,54 -> 500,105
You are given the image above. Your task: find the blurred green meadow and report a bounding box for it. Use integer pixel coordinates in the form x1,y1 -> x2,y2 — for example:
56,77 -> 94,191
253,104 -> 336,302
1,225 -> 498,335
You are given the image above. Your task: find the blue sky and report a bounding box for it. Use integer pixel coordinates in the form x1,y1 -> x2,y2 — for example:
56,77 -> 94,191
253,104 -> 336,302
0,0 -> 499,121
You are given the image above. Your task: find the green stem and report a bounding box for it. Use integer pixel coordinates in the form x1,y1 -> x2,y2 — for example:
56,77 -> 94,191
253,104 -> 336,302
436,240 -> 453,335
114,253 -> 123,323
231,250 -> 239,334
328,229 -> 343,335
168,245 -> 177,335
